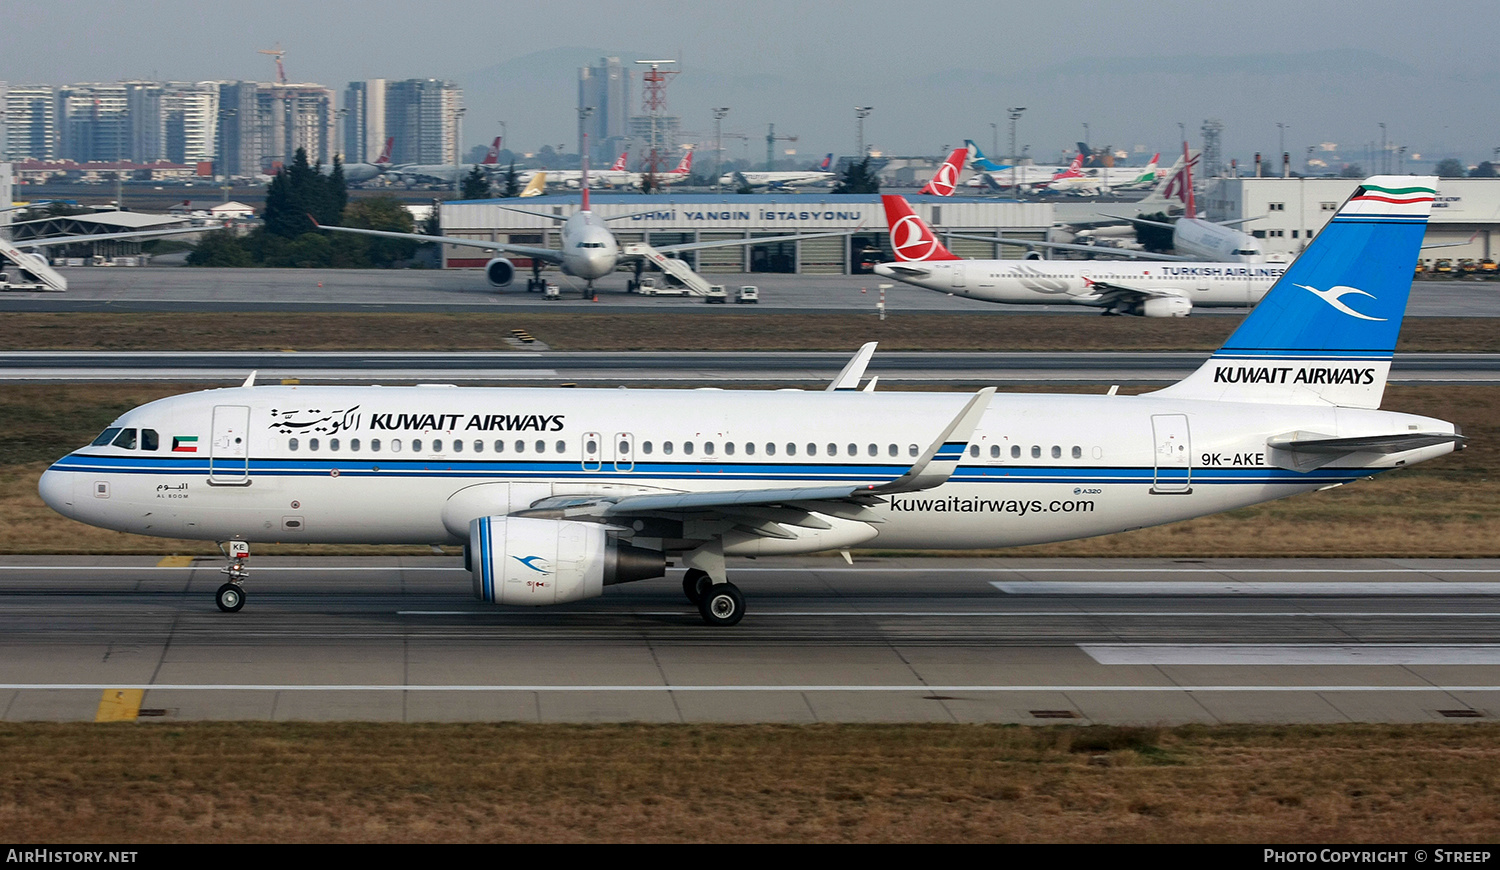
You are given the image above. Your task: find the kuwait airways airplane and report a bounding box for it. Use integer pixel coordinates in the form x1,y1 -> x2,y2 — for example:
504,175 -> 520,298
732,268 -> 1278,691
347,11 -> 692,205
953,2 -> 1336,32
39,178 -> 1462,625
874,195 -> 1284,316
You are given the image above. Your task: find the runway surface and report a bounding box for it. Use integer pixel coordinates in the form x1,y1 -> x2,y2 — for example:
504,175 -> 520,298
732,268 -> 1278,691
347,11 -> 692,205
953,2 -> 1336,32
2,350 -> 1497,385
3,555 -> 1499,725
2,267 -> 1498,316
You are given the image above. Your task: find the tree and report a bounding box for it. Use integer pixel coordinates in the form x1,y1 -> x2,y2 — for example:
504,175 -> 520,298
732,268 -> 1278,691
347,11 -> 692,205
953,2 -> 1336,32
832,158 -> 880,194
502,161 -> 521,198
343,195 -> 417,267
186,229 -> 253,267
1339,163 -> 1365,179
1471,161 -> 1498,178
461,165 -> 491,200
1436,158 -> 1467,178
263,148 -> 346,238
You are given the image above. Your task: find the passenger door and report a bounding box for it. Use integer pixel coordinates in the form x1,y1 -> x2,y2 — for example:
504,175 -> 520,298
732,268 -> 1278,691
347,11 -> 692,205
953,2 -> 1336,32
209,405 -> 251,485
1150,414 -> 1192,494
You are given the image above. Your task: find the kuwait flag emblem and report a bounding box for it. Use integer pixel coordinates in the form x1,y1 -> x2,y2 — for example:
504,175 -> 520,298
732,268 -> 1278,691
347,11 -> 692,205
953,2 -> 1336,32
172,436 -> 199,453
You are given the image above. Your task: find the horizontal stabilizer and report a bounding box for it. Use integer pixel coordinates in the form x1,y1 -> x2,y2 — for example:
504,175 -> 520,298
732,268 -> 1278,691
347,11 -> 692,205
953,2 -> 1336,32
1267,431 -> 1465,455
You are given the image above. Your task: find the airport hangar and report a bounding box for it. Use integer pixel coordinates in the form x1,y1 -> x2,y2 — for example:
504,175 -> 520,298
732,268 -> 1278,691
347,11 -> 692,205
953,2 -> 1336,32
435,194 -> 1054,277
1205,176 -> 1500,264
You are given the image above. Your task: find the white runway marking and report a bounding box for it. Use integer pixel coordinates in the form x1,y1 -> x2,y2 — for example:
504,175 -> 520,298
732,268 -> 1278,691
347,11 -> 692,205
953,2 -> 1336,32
1083,644 -> 1500,666
2,683 -> 1499,693
993,582 -> 1500,595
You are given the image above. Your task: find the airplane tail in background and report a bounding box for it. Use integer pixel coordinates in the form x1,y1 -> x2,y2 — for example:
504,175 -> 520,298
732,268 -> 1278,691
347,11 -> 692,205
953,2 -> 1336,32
519,172 -> 546,197
965,139 -> 1009,173
375,137 -> 394,165
818,153 -> 833,171
482,137 -> 502,165
1154,177 -> 1437,410
1137,149 -> 1198,213
919,147 -> 968,196
881,195 -> 961,262
671,149 -> 694,175
609,151 -> 629,172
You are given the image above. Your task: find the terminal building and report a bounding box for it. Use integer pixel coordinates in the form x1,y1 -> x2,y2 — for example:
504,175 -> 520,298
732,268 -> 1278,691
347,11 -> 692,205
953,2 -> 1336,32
437,194 -> 1055,276
1205,176 -> 1500,264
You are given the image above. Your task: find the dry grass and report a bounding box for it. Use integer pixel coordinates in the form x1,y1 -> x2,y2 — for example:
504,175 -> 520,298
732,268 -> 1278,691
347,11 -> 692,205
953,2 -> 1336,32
2,383 -> 1496,556
1,312 -> 1496,352
1,722 -> 1497,843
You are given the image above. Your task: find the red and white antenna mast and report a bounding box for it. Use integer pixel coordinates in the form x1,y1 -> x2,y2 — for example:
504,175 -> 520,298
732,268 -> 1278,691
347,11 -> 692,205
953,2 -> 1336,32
634,59 -> 678,183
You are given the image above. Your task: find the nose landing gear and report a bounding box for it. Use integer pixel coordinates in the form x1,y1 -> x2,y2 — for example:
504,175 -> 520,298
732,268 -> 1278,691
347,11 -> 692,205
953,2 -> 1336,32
216,540 -> 249,612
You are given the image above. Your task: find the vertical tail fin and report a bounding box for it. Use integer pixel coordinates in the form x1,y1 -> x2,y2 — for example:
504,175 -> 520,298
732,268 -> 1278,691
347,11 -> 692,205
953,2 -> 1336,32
882,195 -> 961,262
376,137 -> 394,164
520,171 -> 546,197
819,153 -> 833,171
1153,177 -> 1437,409
482,137 -> 501,164
610,151 -> 629,171
918,147 -> 968,196
672,149 -> 693,174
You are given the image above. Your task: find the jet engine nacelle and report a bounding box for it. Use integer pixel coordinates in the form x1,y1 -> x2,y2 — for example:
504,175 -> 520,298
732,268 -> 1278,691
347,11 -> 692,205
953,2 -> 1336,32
484,257 -> 515,287
1138,296 -> 1193,318
468,516 -> 665,606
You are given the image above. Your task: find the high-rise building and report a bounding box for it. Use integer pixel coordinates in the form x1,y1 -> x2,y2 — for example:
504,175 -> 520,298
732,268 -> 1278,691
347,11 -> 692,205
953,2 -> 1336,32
216,81 -> 334,176
578,57 -> 630,166
59,83 -> 133,163
385,79 -> 461,165
4,84 -> 57,161
343,79 -> 387,163
159,82 -> 219,165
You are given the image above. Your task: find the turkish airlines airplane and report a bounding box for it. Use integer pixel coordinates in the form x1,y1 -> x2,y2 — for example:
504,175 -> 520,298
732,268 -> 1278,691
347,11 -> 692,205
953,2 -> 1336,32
873,195 -> 1283,316
342,137 -> 394,184
917,147 -> 968,196
315,154 -> 838,294
721,154 -> 835,190
389,136 -> 504,186
40,177 -> 1461,626
522,151 -> 632,190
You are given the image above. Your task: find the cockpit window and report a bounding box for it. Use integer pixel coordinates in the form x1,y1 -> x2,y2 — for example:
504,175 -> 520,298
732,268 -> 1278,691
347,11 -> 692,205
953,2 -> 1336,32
111,428 -> 138,450
91,428 -> 122,447
142,429 -> 160,451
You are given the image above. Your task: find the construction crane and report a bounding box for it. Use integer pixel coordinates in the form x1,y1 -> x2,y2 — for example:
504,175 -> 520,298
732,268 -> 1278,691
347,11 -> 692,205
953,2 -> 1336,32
765,124 -> 798,171
257,45 -> 287,84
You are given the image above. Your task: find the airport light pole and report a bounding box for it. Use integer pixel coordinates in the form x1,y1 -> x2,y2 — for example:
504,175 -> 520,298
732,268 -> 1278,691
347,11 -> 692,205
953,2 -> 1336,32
452,107 -> 466,195
989,122 -> 997,157
713,107 -> 729,194
855,106 -> 873,159
1007,107 -> 1025,193
1379,122 -> 1387,174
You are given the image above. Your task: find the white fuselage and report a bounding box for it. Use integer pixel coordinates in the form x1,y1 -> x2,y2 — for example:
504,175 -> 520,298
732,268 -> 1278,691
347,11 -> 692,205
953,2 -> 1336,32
1173,218 -> 1268,263
39,385 -> 1454,551
873,259 -> 1285,308
557,211 -> 620,280
724,170 -> 833,188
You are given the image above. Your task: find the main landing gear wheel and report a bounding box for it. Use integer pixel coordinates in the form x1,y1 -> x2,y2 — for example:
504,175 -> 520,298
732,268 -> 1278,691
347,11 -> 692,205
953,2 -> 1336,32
698,581 -> 745,627
682,569 -> 712,604
216,583 -> 246,613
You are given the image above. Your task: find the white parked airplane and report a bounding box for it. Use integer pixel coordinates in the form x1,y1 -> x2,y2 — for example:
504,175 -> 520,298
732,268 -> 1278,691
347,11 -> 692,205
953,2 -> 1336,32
40,177 -> 1461,626
521,151 -> 632,190
314,160 -> 842,294
341,137 -> 394,185
873,195 -> 1283,316
722,153 -> 835,190
389,136 -> 503,186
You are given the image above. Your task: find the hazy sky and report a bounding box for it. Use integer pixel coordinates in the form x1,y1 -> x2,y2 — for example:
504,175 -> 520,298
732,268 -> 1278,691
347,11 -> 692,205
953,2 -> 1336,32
3,0 -> 1495,167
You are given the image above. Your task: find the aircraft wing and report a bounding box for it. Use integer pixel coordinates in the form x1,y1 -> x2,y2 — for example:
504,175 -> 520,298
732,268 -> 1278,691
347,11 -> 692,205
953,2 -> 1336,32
652,229 -> 855,255
515,388 -> 995,534
312,221 -> 563,264
8,224 -> 207,249
946,231 -> 1195,262
1073,278 -> 1185,307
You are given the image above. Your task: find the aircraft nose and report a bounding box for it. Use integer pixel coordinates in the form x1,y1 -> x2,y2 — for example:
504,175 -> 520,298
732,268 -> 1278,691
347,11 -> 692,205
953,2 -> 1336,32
38,466 -> 76,517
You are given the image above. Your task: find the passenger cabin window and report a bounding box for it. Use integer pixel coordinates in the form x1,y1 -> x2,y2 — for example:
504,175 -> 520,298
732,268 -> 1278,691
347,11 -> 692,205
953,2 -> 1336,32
92,428 -> 123,447
990,445 -> 1001,459
847,444 -> 857,456
723,442 -> 734,456
745,443 -> 755,456
827,443 -> 837,456
969,445 -> 980,458
1012,445 -> 1021,459
786,443 -> 796,456
556,440 -> 566,453
474,440 -> 483,453
310,438 -> 320,451
351,438 -> 361,451
515,440 -> 525,453
1072,446 -> 1082,459
535,440 -> 545,453
684,442 -> 695,456
289,438 -> 300,451
867,444 -> 878,457
889,444 -> 899,457
642,441 -> 653,455
391,439 -> 402,453
705,442 -> 716,455
1051,445 -> 1061,459
494,440 -> 505,453
664,442 -> 674,455
765,443 -> 775,456
370,439 -> 380,452
412,439 -> 422,453
452,439 -> 461,453
112,429 -> 138,449
1031,446 -> 1041,459
909,444 -> 919,457
330,438 -> 340,452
